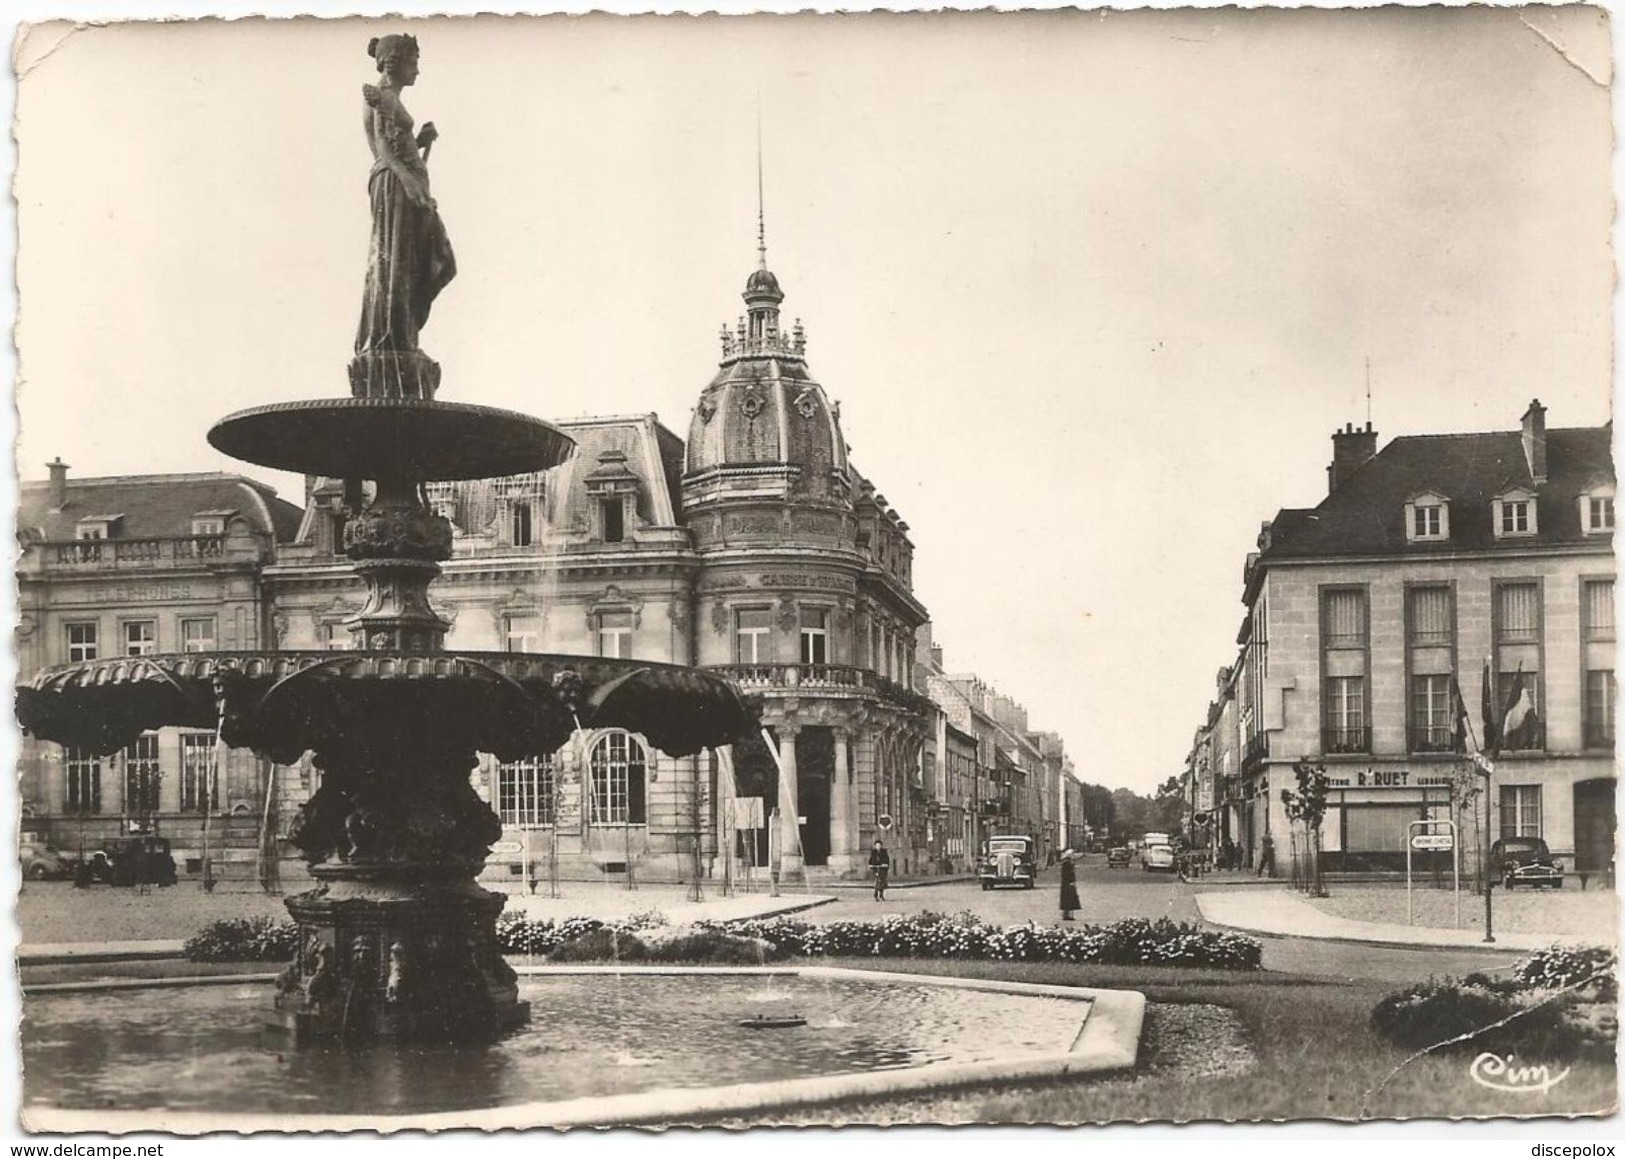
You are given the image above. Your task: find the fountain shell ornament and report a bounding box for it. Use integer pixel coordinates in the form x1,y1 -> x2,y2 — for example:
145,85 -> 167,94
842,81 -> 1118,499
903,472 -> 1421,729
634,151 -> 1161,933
15,34 -> 758,1046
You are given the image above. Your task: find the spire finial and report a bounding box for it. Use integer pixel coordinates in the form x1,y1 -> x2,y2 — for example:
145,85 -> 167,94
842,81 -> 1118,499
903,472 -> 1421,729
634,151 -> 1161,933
756,96 -> 767,270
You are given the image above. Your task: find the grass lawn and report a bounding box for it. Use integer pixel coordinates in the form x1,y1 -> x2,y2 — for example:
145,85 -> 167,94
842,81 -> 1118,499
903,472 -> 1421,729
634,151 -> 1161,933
713,958 -> 1616,1125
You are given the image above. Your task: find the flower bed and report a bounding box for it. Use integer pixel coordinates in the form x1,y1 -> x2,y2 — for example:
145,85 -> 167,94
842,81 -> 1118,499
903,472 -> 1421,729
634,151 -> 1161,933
186,909 -> 1264,971
708,912 -> 1263,970
1370,943 -> 1617,1059
182,916 -> 301,962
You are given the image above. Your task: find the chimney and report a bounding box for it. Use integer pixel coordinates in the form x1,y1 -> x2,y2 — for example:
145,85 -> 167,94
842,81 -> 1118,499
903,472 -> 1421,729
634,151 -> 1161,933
46,458 -> 69,510
930,644 -> 944,669
1521,398 -> 1548,485
1327,421 -> 1378,495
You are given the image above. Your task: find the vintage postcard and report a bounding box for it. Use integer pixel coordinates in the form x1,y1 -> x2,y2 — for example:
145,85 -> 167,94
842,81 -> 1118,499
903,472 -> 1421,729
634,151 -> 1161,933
6,3 -> 1618,1144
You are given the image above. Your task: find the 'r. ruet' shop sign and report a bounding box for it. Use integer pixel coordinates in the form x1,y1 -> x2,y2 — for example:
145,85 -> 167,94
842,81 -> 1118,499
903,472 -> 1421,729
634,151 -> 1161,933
1323,769 -> 1459,789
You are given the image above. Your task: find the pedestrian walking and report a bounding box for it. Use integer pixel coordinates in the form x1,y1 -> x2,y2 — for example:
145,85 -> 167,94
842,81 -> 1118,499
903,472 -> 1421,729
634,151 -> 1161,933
1058,849 -> 1080,921
1221,836 -> 1237,872
1257,833 -> 1275,878
868,839 -> 891,901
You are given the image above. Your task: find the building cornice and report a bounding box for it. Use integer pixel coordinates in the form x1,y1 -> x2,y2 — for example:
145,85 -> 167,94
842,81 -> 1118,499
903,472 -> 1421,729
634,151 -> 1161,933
1254,539 -> 1615,577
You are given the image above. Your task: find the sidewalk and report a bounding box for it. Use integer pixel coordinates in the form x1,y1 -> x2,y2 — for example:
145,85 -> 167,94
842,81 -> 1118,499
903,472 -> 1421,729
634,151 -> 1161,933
816,874 -> 977,893
1196,888 -> 1605,952
17,886 -> 835,966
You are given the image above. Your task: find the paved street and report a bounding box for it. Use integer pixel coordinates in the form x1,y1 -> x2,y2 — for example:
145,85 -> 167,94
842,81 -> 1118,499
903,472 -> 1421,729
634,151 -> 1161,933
809,855 -> 1529,983
21,854 -> 1557,984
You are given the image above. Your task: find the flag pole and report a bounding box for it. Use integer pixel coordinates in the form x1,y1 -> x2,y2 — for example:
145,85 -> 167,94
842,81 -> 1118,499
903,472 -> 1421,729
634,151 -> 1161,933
1457,667 -> 1494,943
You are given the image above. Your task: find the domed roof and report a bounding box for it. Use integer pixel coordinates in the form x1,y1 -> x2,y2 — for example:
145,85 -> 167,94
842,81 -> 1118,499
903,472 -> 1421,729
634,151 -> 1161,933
684,359 -> 848,496
744,266 -> 783,300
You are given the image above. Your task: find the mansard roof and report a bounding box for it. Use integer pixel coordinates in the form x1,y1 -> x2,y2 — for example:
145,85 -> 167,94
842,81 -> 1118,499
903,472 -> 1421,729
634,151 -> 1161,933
431,414 -> 685,537
18,472 -> 303,542
556,414 -> 685,528
1261,424 -> 1613,560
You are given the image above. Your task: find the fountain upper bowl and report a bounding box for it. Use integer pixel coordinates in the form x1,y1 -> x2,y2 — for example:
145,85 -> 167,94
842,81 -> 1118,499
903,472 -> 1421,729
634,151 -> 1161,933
208,398 -> 576,481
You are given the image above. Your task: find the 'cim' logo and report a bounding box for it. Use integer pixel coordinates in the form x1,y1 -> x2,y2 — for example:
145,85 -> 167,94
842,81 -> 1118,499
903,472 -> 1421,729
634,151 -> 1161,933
1469,1052 -> 1570,1094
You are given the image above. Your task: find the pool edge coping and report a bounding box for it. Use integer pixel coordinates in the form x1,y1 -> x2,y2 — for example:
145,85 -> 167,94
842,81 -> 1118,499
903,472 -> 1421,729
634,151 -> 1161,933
22,965 -> 1146,1131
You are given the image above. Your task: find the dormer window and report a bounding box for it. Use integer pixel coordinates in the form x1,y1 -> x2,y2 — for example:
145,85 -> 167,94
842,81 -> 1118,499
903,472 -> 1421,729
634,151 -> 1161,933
1403,492 -> 1450,543
1579,482 -> 1615,535
601,497 -> 624,543
1493,489 -> 1538,539
509,501 -> 534,548
191,517 -> 224,537
76,515 -> 121,540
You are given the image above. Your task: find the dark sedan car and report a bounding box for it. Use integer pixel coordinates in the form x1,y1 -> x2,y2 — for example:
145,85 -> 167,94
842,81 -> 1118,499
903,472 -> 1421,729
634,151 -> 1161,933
978,835 -> 1038,890
1106,844 -> 1132,868
1490,836 -> 1564,889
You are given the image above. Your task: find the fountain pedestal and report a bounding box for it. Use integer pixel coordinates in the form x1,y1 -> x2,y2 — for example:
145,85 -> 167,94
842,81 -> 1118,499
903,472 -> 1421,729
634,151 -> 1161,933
270,868 -> 528,1044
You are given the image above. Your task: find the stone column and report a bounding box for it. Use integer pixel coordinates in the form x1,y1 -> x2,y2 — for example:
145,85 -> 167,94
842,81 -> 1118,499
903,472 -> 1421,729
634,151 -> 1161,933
828,727 -> 852,874
777,724 -> 804,878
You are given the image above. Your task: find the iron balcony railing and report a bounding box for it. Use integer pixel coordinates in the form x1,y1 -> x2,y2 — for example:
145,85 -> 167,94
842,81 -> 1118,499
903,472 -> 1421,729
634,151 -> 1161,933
1322,726 -> 1369,755
1242,732 -> 1268,768
1410,726 -> 1457,754
710,663 -> 935,715
43,536 -> 228,569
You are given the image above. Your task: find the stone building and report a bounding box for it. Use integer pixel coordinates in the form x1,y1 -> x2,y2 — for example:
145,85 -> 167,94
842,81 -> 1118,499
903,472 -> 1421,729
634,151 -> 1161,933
254,249 -> 934,883
17,248 -> 1079,887
682,256 -> 934,878
1208,401 -> 1615,878
16,463 -> 303,878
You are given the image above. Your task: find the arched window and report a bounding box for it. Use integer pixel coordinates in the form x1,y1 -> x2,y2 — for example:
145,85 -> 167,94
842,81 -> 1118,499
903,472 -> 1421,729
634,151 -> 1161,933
590,731 -> 647,825
497,753 -> 556,826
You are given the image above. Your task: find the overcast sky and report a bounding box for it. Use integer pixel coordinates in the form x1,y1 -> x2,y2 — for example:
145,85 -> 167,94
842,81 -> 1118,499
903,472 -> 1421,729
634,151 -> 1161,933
10,7 -> 1614,795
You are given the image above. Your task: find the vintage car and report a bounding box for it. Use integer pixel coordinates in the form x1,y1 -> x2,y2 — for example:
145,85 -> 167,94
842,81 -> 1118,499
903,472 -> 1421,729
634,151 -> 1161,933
1489,836 -> 1564,890
1142,841 -> 1177,873
90,836 -> 179,888
21,834 -> 75,881
978,835 -> 1038,890
1106,844 -> 1133,868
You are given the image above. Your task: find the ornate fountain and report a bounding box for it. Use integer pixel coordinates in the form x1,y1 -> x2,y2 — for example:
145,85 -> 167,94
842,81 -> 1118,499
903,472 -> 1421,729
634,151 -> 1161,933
16,33 -> 756,1045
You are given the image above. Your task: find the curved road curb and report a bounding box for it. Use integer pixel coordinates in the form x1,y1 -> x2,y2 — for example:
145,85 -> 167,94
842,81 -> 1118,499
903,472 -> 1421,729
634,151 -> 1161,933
1195,889 -> 1600,954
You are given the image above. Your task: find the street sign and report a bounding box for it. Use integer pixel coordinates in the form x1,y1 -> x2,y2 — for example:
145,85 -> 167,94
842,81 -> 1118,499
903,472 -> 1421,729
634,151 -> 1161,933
1410,833 -> 1454,851
1407,818 -> 1461,928
491,840 -> 523,854
729,797 -> 764,830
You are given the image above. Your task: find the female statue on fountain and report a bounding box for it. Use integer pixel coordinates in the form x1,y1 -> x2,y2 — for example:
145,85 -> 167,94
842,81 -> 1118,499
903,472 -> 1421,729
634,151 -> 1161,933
353,33 -> 456,395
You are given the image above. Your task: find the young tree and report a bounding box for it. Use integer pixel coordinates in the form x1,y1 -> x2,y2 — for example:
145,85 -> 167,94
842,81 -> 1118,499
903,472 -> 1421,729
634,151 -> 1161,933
1281,761 -> 1331,897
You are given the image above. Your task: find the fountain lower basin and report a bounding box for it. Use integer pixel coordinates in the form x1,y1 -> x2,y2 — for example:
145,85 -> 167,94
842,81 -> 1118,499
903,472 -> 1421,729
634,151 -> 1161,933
22,968 -> 1145,1130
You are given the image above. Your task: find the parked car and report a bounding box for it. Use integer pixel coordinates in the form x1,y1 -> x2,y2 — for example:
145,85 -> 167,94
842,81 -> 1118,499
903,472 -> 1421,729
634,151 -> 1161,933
94,836 -> 179,888
1490,836 -> 1564,890
1142,841 -> 1177,873
20,835 -> 74,880
1107,844 -> 1132,868
978,835 -> 1038,890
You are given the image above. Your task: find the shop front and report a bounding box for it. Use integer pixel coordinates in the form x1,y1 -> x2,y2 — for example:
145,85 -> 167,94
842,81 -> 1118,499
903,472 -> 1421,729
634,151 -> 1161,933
1312,763 -> 1475,876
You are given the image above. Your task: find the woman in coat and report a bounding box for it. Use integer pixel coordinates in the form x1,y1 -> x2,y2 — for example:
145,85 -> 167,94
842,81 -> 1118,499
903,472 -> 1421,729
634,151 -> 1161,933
1059,850 -> 1080,921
